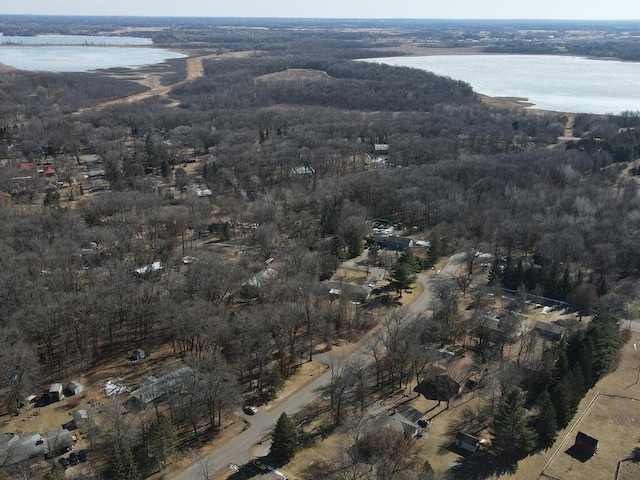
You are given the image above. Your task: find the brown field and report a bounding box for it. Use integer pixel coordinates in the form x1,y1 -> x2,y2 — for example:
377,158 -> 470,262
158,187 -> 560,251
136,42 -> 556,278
508,332 -> 640,480
331,266 -> 369,284
542,395 -> 640,480
619,458 -> 640,480
255,68 -> 331,83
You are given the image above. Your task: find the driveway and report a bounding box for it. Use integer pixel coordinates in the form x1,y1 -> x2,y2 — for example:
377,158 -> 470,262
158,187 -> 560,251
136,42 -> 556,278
174,253 -> 464,480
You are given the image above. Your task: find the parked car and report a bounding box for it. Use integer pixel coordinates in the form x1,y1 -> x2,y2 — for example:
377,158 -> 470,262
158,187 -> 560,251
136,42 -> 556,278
58,457 -> 70,469
252,459 -> 268,472
78,450 -> 88,462
69,452 -> 79,466
243,405 -> 258,415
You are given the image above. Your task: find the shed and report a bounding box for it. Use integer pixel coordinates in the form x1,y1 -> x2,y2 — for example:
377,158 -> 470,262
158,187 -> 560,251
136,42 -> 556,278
48,383 -> 64,402
66,380 -> 84,396
71,409 -> 89,422
455,432 -> 480,453
131,349 -> 146,361
574,431 -> 599,456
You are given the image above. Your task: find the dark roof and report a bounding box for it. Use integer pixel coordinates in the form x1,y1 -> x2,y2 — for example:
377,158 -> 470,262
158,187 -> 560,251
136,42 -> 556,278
456,432 -> 480,445
576,431 -> 598,446
371,235 -> 414,249
323,281 -> 372,300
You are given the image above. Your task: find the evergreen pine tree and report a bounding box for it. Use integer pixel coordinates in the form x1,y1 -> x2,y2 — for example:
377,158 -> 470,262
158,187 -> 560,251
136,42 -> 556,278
489,388 -> 536,460
110,446 -> 141,480
146,414 -> 175,470
534,390 -> 558,447
271,412 -> 297,464
551,380 -> 576,428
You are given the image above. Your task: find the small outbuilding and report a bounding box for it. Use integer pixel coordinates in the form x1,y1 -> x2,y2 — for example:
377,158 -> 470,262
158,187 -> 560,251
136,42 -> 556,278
66,380 -> 84,396
455,432 -> 480,453
131,349 -> 146,361
48,383 -> 64,402
574,431 -> 599,457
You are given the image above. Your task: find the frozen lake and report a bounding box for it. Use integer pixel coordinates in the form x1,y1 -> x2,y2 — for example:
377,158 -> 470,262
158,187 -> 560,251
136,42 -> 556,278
0,33 -> 152,45
0,33 -> 184,72
365,54 -> 640,115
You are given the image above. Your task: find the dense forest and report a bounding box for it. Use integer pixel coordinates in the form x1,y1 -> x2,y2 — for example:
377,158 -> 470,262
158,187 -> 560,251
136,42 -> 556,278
0,16 -> 638,480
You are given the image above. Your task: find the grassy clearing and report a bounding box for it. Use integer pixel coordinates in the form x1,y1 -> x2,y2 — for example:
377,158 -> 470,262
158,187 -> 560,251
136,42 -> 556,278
508,332 -> 640,480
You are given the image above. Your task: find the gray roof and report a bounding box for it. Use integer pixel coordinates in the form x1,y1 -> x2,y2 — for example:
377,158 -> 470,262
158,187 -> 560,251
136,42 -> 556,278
130,366 -> 194,405
456,432 -> 480,445
43,429 -> 73,453
0,432 -> 45,466
67,380 -> 83,390
535,321 -> 566,336
372,410 -> 420,437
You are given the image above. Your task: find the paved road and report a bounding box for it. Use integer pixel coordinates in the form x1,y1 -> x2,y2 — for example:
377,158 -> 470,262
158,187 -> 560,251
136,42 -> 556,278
174,253 -> 464,480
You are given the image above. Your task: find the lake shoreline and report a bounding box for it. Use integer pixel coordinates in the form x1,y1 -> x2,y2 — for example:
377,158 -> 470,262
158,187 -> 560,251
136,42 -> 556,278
367,53 -> 640,115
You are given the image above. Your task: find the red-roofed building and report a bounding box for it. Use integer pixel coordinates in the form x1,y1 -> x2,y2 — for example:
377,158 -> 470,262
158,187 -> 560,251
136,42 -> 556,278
19,162 -> 36,171
43,166 -> 56,176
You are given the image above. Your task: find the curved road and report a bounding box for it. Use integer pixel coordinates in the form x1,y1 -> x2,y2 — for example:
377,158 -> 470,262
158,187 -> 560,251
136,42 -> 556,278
174,253 -> 464,480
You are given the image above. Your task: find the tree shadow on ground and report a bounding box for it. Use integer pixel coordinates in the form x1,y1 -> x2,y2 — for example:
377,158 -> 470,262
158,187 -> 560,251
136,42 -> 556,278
448,452 -> 518,480
227,456 -> 278,479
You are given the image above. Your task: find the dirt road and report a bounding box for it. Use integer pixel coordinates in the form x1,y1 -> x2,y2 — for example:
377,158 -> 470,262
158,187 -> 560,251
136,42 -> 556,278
75,50 -> 254,114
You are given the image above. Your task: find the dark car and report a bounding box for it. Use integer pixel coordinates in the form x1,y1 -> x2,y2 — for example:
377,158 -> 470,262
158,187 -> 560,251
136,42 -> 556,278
252,459 -> 268,472
58,457 -> 70,469
78,450 -> 88,462
243,405 -> 258,415
69,452 -> 79,466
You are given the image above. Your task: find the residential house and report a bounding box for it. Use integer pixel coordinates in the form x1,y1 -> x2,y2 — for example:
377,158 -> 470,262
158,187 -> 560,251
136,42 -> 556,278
127,366 -> 194,411
370,235 -> 414,251
240,268 -> 278,299
374,144 -> 389,155
324,281 -> 372,303
473,310 -> 528,345
0,432 -> 45,466
43,429 -> 73,457
414,353 -> 481,404
535,321 -> 566,340
372,410 -> 420,438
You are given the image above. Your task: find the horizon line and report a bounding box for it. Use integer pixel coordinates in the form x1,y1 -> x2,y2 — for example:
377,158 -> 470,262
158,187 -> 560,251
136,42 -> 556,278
0,14 -> 639,22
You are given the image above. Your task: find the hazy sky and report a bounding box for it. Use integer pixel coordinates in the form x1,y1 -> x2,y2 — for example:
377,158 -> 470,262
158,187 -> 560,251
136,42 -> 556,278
1,0 -> 639,20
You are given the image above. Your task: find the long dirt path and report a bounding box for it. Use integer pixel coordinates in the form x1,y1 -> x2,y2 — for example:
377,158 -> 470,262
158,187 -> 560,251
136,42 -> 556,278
75,50 -> 254,114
